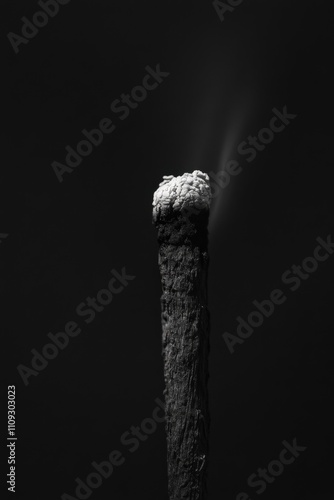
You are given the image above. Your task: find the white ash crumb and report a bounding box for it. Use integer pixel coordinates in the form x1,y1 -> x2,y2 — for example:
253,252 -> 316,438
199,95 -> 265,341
152,170 -> 212,220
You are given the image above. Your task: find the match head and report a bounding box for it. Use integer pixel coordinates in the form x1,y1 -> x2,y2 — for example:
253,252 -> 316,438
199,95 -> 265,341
152,170 -> 212,222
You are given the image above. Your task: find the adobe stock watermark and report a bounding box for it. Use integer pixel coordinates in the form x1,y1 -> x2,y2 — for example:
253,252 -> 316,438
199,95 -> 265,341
181,106 -> 297,221
52,64 -> 170,183
235,438 -> 307,499
213,0 -> 246,22
61,397 -> 166,499
223,234 -> 334,354
209,106 -> 297,194
7,0 -> 71,54
17,267 -> 135,386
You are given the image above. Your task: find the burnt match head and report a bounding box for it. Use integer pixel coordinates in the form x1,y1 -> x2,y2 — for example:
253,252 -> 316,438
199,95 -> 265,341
152,170 -> 212,222
152,170 -> 212,247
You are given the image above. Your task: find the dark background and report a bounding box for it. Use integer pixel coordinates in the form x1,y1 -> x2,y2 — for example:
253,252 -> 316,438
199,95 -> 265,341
1,0 -> 334,499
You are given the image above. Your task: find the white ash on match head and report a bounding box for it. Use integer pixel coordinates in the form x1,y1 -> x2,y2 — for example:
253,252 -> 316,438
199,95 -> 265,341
152,170 -> 212,222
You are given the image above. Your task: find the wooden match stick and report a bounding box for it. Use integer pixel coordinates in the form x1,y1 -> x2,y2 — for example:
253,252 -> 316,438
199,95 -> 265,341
152,170 -> 212,500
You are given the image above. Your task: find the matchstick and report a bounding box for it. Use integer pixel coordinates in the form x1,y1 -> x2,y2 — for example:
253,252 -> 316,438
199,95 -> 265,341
152,170 -> 212,500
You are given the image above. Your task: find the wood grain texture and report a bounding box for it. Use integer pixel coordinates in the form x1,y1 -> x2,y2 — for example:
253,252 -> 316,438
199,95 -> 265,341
154,210 -> 210,500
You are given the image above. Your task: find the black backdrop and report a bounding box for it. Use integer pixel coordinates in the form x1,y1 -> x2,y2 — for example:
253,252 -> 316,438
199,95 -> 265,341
1,1 -> 334,499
